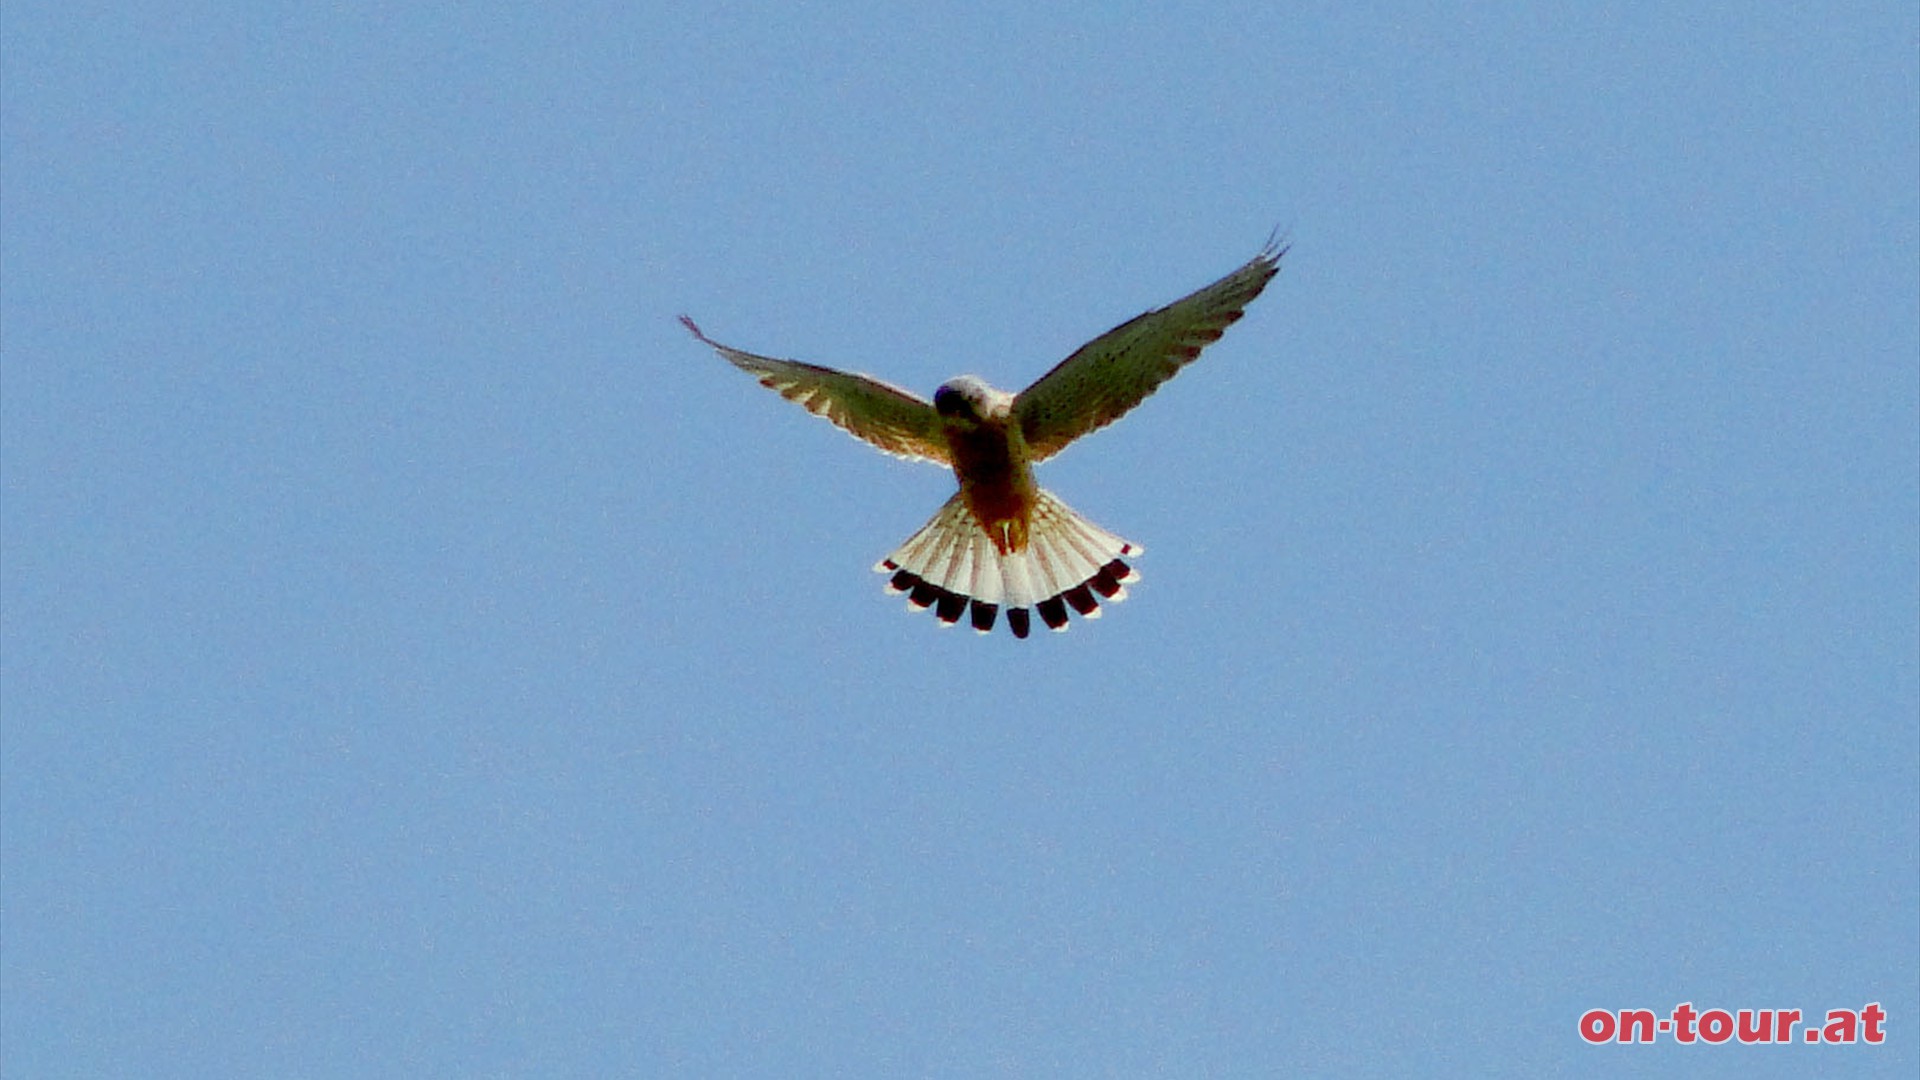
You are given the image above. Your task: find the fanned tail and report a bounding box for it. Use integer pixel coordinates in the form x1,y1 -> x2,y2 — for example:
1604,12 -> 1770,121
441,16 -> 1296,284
873,490 -> 1140,638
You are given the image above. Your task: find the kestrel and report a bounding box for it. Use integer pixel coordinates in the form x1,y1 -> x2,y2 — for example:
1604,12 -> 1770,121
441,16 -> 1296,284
684,239 -> 1286,637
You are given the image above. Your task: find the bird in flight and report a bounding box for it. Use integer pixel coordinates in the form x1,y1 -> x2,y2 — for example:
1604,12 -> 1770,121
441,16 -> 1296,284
683,239 -> 1286,638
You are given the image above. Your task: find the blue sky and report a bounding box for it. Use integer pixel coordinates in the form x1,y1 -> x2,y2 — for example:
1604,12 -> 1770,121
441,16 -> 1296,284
3,2 -> 1915,1076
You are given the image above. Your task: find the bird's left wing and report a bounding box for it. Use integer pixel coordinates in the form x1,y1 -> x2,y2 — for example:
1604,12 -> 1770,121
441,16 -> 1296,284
1013,241 -> 1285,463
682,316 -> 951,465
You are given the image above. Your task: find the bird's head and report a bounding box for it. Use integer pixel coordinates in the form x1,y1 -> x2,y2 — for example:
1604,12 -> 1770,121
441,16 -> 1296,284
933,376 -> 1011,422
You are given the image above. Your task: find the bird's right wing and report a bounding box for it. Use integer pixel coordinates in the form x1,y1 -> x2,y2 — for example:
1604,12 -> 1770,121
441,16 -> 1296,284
1012,241 -> 1285,463
682,316 -> 951,465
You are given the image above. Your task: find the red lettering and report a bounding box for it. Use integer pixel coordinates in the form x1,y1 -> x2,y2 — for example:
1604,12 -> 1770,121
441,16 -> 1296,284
1671,1002 -> 1698,1043
1578,1003 -> 1872,1047
1737,1009 -> 1773,1043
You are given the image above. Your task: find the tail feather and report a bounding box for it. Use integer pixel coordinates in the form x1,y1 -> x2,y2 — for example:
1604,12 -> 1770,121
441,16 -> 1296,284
997,537 -> 1037,610
966,530 -> 1006,610
873,490 -> 1140,637
932,527 -> 973,611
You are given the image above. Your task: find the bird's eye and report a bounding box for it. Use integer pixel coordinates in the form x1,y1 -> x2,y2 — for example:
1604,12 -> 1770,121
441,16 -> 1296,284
934,386 -> 970,418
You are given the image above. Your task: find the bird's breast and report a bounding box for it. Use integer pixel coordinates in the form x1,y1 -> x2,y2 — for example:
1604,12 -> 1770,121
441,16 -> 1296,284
946,419 -> 1037,554
948,420 -> 1018,484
